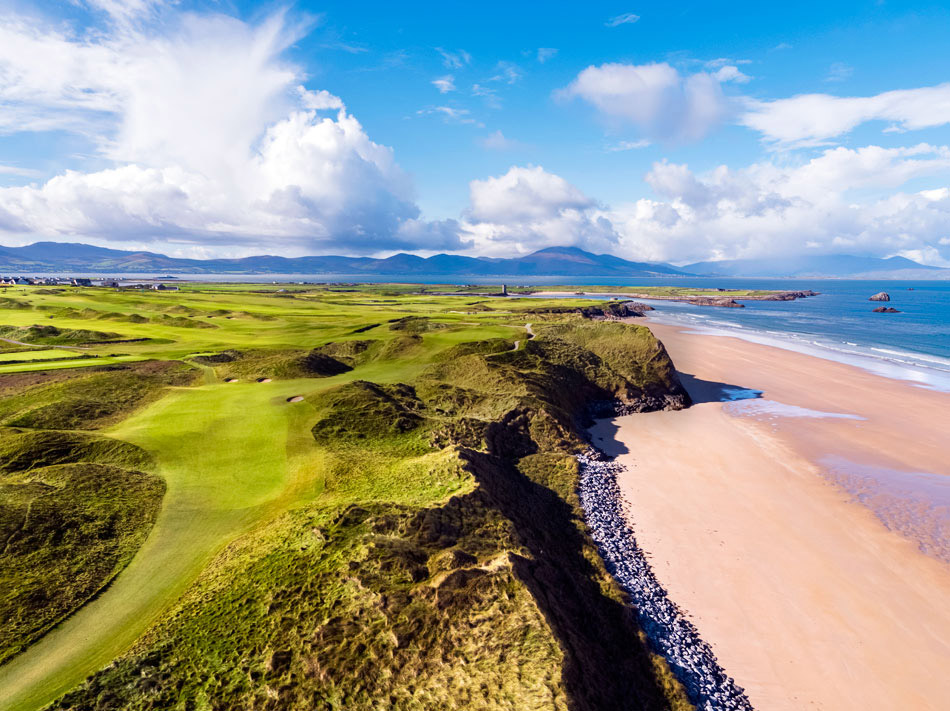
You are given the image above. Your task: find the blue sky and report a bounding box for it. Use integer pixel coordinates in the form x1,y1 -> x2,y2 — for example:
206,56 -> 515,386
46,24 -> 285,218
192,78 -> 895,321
1,0 -> 950,264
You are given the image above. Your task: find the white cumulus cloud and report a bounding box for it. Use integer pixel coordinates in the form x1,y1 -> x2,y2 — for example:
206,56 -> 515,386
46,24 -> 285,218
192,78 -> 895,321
462,165 -> 618,254
557,62 -> 735,142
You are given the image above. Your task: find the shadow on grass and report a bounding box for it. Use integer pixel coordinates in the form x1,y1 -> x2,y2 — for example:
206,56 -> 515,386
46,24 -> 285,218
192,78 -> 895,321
463,447 -> 673,711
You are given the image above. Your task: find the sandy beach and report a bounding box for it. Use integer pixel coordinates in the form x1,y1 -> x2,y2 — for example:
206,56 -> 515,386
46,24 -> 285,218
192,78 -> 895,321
589,321 -> 950,711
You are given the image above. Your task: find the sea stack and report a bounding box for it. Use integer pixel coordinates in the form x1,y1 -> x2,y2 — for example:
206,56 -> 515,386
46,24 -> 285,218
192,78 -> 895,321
869,291 -> 890,302
873,306 -> 901,313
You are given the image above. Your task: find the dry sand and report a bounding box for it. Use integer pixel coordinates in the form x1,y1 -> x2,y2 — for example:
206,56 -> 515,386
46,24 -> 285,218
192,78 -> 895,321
589,322 -> 950,711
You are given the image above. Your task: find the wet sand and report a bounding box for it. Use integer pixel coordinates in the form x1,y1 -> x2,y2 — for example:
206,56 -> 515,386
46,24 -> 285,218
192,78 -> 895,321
589,322 -> 950,711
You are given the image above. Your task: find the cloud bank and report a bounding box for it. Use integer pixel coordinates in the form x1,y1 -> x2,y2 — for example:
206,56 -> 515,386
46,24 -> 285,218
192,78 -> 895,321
0,6 -> 465,254
2,4 -> 950,265
462,166 -> 618,255
459,145 -> 950,266
612,144 -> 950,265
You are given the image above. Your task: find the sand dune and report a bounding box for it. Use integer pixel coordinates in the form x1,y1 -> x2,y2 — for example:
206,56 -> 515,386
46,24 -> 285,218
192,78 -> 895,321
589,322 -> 950,711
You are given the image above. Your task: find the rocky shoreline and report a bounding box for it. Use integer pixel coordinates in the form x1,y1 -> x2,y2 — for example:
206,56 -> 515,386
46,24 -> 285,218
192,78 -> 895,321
577,448 -> 754,711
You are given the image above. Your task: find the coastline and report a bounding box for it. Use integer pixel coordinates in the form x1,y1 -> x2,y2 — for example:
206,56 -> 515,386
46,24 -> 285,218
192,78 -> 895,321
588,322 -> 950,710
643,310 -> 950,394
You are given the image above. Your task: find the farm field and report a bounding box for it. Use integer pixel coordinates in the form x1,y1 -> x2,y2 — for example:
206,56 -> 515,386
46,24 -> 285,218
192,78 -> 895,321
0,283 -> 692,711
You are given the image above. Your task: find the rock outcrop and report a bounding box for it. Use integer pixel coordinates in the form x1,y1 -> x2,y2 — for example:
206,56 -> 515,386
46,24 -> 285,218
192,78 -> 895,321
872,306 -> 901,313
592,301 -> 655,319
533,300 -> 656,320
680,297 -> 744,308
869,291 -> 890,302
760,289 -> 820,301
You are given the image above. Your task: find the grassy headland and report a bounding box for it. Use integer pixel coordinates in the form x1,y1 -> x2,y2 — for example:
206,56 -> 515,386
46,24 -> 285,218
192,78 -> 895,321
0,283 -> 692,711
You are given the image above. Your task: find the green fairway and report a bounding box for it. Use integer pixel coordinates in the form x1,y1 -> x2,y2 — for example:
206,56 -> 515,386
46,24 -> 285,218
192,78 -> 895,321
0,378 -> 331,711
0,350 -> 75,362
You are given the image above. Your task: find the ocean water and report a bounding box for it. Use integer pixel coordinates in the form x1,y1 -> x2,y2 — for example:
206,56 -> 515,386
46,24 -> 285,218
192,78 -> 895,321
513,278 -> 950,392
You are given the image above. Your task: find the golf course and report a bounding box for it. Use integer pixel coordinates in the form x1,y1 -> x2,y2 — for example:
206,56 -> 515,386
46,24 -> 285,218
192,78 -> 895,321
0,282 -> 695,711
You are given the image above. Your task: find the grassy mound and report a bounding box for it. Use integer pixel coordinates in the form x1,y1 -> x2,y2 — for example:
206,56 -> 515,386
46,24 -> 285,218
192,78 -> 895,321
190,350 -> 240,364
311,381 -> 424,443
300,350 -> 352,377
388,316 -> 448,333
0,298 -> 31,310
533,322 -> 688,411
0,461 -> 164,666
0,429 -> 153,473
310,339 -> 378,366
199,349 -> 315,381
0,361 -> 199,430
433,337 -> 516,361
150,315 -> 217,329
0,324 -> 121,346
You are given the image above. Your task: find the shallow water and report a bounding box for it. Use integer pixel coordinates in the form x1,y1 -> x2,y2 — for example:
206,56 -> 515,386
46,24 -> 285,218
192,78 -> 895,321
819,456 -> 950,564
724,399 -> 865,420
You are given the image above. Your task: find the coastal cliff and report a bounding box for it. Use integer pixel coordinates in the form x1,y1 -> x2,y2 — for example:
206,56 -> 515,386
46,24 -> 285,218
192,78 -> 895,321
50,320 -> 694,711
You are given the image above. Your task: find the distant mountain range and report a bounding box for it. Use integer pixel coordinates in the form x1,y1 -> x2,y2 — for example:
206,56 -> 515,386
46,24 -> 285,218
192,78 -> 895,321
684,254 -> 950,279
0,241 -> 946,279
0,243 -> 685,277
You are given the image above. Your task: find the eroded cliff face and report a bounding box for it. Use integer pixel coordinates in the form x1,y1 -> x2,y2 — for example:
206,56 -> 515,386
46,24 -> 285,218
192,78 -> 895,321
51,321 -> 693,711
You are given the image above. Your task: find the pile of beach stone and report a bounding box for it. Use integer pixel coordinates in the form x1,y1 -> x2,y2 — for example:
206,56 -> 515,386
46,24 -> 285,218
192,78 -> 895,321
577,449 -> 754,711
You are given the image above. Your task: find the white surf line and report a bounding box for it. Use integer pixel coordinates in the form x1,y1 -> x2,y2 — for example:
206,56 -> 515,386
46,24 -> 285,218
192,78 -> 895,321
577,448 -> 754,711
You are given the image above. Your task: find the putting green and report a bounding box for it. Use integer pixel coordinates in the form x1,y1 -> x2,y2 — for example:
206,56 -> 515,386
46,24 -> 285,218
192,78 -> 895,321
0,378 -> 329,711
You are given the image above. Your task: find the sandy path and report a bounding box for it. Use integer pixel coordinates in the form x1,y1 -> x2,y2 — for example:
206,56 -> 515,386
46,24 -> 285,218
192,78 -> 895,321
589,322 -> 950,711
511,323 -> 534,351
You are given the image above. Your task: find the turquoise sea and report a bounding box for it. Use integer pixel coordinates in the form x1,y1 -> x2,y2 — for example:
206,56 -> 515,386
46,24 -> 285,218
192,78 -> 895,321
507,276 -> 950,392
609,278 -> 950,392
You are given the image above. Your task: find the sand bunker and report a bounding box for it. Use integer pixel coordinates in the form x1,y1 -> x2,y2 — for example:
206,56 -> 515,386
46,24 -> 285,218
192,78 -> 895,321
286,395 -> 303,403
224,378 -> 239,383
257,377 -> 272,383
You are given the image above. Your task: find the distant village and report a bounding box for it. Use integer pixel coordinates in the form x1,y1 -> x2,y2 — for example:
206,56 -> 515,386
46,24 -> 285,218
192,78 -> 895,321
0,277 -> 179,290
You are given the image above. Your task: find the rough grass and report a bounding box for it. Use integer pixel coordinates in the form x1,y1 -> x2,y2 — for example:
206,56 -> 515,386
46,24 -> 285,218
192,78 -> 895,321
536,321 -> 683,393
51,500 -> 569,711
0,298 -> 31,310
0,360 -> 199,430
0,429 -> 153,474
0,462 -> 164,666
0,324 -> 121,346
